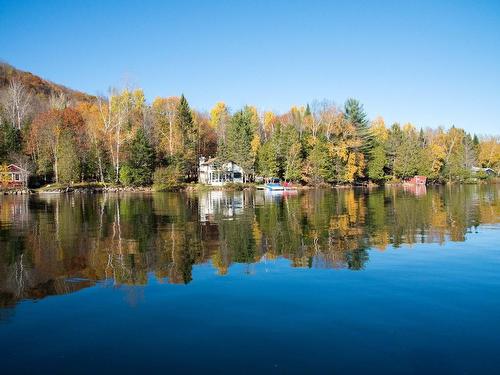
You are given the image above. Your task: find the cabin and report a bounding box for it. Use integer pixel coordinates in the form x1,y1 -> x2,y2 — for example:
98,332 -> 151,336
0,164 -> 29,188
198,157 -> 245,185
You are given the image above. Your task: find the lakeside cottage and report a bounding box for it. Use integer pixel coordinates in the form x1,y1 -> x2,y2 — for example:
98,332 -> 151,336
0,164 -> 29,188
198,157 -> 245,185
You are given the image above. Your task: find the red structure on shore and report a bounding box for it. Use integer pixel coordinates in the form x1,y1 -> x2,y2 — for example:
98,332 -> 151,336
0,164 -> 29,188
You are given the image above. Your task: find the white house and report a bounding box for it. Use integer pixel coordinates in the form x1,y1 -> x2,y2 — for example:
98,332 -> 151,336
198,157 -> 245,185
471,166 -> 497,176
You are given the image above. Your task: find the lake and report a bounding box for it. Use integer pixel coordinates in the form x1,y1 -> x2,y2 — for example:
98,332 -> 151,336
1,185 -> 499,374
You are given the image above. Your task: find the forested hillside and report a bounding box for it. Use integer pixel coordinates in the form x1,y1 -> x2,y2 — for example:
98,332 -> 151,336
0,62 -> 94,104
0,63 -> 498,188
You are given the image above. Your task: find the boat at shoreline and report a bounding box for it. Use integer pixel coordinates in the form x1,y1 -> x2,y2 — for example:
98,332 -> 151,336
258,178 -> 298,191
265,182 -> 285,191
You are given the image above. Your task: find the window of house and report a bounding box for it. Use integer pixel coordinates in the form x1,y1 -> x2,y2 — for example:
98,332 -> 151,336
15,174 -> 20,181
234,172 -> 242,179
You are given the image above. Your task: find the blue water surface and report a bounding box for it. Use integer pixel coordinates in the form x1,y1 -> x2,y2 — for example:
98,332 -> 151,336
0,188 -> 499,374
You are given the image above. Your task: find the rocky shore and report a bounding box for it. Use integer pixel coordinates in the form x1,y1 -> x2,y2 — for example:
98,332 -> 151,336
1,188 -> 33,195
37,185 -> 154,194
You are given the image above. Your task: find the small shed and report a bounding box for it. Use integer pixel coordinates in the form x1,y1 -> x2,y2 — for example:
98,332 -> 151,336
0,164 -> 29,187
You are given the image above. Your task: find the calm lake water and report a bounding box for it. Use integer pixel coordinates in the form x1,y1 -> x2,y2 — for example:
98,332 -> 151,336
0,185 -> 499,374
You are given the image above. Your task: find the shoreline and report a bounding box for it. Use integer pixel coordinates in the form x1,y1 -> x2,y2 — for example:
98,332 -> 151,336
1,178 -> 498,196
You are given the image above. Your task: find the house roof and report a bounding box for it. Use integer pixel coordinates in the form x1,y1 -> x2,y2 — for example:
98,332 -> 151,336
472,166 -> 496,173
200,157 -> 240,166
200,157 -> 218,165
6,164 -> 28,173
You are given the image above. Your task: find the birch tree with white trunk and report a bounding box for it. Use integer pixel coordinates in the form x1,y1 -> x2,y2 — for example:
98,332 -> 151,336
1,79 -> 32,130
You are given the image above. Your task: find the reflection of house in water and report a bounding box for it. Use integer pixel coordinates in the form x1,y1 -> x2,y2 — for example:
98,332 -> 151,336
403,183 -> 427,197
0,195 -> 30,228
402,175 -> 427,197
199,191 -> 245,222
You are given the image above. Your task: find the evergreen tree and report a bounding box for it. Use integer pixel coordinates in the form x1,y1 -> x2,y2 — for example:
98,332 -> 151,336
257,140 -> 279,178
367,145 -> 386,181
0,121 -> 21,163
390,124 -> 425,179
344,98 -> 373,166
174,94 -> 197,179
393,136 -> 420,178
303,138 -> 333,184
120,127 -> 155,186
304,104 -> 311,117
385,123 -> 404,177
443,127 -> 471,181
284,141 -> 302,181
57,131 -> 80,184
281,125 -> 302,181
419,128 -> 425,147
344,98 -> 368,129
223,108 -> 256,178
473,134 -> 480,148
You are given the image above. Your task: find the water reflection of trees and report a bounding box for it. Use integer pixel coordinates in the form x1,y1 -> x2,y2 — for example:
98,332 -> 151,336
0,184 -> 498,307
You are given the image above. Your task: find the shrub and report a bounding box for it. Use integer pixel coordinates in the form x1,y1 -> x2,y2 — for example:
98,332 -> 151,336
119,165 -> 134,186
153,165 -> 183,191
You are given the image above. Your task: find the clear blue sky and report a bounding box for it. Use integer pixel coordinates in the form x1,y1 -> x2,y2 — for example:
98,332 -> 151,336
1,0 -> 499,134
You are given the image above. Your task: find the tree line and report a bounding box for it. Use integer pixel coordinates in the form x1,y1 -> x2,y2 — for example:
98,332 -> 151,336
0,78 -> 499,187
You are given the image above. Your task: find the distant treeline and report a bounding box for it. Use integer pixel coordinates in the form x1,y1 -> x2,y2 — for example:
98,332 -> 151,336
0,67 -> 498,187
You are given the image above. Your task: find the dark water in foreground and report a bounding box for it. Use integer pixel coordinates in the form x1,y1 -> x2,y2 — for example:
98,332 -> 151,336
0,185 -> 499,374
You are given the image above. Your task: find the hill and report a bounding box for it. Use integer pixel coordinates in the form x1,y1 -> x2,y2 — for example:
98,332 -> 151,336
0,61 -> 94,103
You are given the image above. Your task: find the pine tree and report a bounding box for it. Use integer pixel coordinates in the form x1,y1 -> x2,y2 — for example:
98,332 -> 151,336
419,128 -> 425,147
344,98 -> 368,128
57,131 -> 80,184
120,127 -> 155,186
0,121 -> 21,163
473,134 -> 480,147
303,138 -> 333,185
223,108 -> 256,177
344,98 -> 373,155
176,95 -> 195,148
281,125 -> 302,181
304,104 -> 311,117
472,134 -> 480,158
174,94 -> 198,179
257,140 -> 279,178
385,123 -> 403,177
367,145 -> 386,181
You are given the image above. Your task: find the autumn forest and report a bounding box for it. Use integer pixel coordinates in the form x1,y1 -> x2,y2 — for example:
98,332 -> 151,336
0,62 -> 498,189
